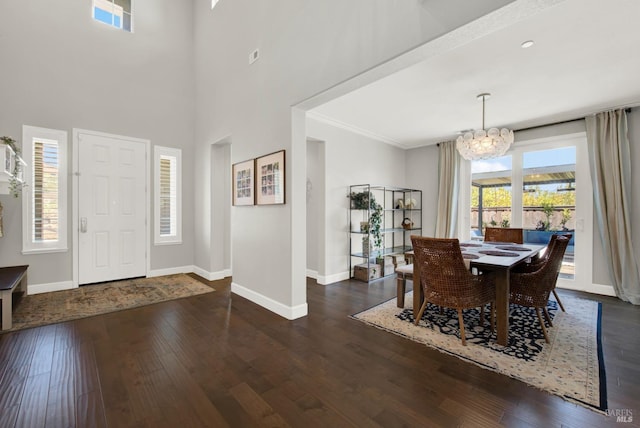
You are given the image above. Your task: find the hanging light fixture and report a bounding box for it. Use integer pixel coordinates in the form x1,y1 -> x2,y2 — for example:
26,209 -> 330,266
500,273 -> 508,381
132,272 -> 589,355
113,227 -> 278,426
456,93 -> 514,161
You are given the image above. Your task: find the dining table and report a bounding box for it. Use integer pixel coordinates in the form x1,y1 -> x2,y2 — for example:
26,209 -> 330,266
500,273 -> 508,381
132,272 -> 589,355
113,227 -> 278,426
410,240 -> 545,346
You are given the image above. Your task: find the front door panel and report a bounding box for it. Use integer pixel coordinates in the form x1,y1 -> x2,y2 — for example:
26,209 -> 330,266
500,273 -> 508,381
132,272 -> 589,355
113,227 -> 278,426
78,133 -> 146,284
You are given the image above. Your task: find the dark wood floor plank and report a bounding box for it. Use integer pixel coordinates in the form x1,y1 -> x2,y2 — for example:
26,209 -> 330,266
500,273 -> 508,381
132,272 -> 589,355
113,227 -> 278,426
229,382 -> 291,428
1,276 -> 638,427
439,396 -> 504,427
0,405 -> 19,428
0,364 -> 31,412
15,372 -> 50,428
53,323 -> 81,352
0,328 -> 39,400
157,351 -> 231,427
73,341 -> 102,397
45,379 -> 76,428
92,337 -> 137,428
76,390 -> 107,428
261,380 -> 353,428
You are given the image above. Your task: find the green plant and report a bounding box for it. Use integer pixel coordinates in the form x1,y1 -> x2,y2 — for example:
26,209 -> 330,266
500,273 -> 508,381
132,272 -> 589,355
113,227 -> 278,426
1,136 -> 26,197
349,191 -> 383,250
369,201 -> 383,250
541,201 -> 554,231
349,191 -> 370,210
560,208 -> 572,230
500,212 -> 510,228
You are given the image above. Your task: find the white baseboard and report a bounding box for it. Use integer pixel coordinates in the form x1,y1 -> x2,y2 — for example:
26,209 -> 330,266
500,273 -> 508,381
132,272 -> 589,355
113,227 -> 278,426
148,265 -> 194,277
317,271 -> 350,285
28,281 -> 75,295
306,269 -> 318,279
26,266 -> 232,296
231,282 -> 308,320
193,266 -> 232,281
590,283 -> 616,297
557,281 -> 616,297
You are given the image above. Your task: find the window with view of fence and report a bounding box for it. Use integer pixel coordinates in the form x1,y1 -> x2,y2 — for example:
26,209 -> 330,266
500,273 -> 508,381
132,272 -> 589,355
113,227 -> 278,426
32,139 -> 59,242
159,156 -> 176,237
22,125 -> 68,254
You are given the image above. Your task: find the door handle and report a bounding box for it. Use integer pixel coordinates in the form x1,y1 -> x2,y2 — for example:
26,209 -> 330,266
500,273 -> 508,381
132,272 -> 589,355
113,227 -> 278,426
80,217 -> 87,233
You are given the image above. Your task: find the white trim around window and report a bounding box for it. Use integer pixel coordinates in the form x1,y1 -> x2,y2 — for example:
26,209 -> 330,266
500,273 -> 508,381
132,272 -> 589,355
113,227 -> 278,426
22,125 -> 68,254
154,146 -> 182,245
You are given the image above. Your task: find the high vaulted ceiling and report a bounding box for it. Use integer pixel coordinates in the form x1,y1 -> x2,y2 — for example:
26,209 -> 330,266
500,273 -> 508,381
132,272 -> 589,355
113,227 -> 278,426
310,0 -> 640,149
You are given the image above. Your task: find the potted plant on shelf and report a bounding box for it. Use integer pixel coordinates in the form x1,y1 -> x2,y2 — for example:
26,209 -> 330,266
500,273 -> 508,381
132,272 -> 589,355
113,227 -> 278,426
349,191 -> 383,254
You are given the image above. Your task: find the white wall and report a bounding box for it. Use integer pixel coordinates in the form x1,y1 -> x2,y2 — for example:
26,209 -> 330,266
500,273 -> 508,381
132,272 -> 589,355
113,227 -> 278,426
405,145 -> 441,237
306,118 -> 408,283
0,0 -> 195,285
193,0 -> 517,317
306,140 -> 322,276
209,142 -> 231,279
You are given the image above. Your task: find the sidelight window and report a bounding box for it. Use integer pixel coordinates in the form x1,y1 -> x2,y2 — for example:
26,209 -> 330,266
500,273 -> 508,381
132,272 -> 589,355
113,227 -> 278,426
154,146 -> 182,245
22,126 -> 68,253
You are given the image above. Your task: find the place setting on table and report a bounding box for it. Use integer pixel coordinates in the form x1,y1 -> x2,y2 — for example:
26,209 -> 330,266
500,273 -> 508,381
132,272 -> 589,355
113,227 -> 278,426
459,240 -> 539,262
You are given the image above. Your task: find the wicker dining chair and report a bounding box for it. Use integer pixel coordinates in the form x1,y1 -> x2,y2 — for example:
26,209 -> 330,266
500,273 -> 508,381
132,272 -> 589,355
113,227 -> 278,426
484,227 -> 524,244
513,233 -> 573,312
509,236 -> 570,343
410,236 -> 496,346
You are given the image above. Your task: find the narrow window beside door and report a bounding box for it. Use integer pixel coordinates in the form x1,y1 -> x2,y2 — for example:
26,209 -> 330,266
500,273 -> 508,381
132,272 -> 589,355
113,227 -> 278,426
154,146 -> 182,245
22,126 -> 68,253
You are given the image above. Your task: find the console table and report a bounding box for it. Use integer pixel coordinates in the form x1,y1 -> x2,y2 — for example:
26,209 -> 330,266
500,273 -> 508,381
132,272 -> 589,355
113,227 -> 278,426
0,265 -> 28,330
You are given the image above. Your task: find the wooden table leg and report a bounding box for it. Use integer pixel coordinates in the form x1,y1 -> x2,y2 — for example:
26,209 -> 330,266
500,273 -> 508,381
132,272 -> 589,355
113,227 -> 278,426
396,275 -> 405,308
1,290 -> 12,330
412,265 -> 423,315
494,268 -> 510,346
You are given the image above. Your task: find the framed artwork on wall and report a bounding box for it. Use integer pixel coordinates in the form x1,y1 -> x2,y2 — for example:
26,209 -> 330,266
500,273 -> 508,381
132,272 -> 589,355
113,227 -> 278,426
256,150 -> 285,205
232,159 -> 255,206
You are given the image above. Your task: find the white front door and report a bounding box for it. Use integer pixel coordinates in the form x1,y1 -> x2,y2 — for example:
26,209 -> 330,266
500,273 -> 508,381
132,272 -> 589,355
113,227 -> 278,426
78,132 -> 147,284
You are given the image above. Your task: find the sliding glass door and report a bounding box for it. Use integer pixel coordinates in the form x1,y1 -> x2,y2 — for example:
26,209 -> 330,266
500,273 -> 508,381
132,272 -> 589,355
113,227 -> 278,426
467,133 -> 593,291
521,146 -> 576,279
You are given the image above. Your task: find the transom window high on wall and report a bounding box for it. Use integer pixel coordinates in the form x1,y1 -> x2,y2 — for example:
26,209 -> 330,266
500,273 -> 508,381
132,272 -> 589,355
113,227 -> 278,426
470,146 -> 576,279
93,0 -> 132,32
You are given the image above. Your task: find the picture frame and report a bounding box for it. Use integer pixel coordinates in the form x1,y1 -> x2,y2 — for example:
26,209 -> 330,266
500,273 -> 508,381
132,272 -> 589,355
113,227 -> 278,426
256,150 -> 285,205
232,159 -> 255,206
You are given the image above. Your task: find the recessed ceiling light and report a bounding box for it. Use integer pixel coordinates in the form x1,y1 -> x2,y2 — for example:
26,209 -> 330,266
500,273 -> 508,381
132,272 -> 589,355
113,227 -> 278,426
521,40 -> 535,49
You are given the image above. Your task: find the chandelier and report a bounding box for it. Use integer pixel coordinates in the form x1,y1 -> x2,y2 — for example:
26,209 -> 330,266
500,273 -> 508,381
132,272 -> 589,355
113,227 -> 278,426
456,93 -> 514,161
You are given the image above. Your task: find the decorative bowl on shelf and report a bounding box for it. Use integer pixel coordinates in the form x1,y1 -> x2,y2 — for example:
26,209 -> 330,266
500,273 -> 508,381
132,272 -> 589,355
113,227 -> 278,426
401,218 -> 414,230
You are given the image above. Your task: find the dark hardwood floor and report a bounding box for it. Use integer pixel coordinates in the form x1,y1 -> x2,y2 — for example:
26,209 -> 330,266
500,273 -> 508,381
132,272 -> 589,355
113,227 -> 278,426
1,275 -> 638,427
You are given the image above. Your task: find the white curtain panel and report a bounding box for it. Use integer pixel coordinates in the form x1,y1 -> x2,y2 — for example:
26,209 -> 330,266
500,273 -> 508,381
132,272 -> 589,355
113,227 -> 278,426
435,141 -> 460,239
586,109 -> 640,304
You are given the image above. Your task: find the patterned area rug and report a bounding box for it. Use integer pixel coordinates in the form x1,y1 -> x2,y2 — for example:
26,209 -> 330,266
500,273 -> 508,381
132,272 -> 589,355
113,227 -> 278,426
3,274 -> 214,333
351,291 -> 607,412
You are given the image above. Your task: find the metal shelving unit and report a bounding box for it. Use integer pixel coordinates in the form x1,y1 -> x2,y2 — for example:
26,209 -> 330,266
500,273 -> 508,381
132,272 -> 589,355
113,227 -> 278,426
348,184 -> 422,282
